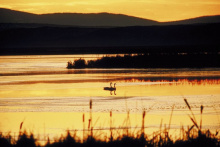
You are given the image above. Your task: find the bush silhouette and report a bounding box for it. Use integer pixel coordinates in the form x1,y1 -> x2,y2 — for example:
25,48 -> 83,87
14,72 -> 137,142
16,133 -> 36,147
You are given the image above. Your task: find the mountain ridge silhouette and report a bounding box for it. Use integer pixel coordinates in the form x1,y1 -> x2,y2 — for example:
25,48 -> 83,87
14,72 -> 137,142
1,8 -> 220,27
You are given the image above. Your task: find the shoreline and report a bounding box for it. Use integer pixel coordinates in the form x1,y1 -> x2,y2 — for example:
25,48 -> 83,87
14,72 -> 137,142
1,45 -> 220,55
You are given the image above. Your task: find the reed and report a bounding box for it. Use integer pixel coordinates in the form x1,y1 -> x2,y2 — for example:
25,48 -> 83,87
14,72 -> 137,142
200,105 -> 204,131
89,99 -> 93,139
184,98 -> 206,136
82,113 -> 85,143
124,110 -> 131,137
19,121 -> 24,137
1,99 -> 220,147
110,110 -> 113,142
168,104 -> 175,132
141,110 -> 146,136
184,99 -> 199,129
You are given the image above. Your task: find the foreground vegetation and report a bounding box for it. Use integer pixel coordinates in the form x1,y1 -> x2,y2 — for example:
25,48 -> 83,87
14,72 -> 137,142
1,130 -> 219,147
1,99 -> 220,147
67,53 -> 220,69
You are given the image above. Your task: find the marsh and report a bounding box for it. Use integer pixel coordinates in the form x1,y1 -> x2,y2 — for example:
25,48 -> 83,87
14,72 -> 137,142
0,55 -> 220,144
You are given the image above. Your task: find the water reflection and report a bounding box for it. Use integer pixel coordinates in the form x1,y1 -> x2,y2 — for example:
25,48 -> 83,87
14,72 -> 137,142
123,78 -> 220,85
1,73 -> 220,86
0,55 -> 220,145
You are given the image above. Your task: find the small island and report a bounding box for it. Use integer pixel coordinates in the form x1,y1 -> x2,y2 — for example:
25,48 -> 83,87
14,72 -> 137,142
67,53 -> 220,69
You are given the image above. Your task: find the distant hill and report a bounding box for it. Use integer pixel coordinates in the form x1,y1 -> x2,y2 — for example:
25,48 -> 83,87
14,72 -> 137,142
0,8 -> 159,27
1,8 -> 220,27
163,15 -> 220,25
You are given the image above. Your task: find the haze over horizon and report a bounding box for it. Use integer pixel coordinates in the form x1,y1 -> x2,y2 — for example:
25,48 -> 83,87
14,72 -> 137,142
0,0 -> 220,22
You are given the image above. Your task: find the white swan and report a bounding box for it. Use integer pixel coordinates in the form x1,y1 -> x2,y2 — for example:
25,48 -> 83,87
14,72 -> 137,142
104,83 -> 116,91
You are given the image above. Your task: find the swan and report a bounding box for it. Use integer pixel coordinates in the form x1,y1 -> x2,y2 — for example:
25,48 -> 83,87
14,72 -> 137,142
104,83 -> 116,91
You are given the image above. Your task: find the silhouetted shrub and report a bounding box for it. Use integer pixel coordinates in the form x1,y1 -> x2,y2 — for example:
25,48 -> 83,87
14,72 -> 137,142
16,133 -> 36,147
67,58 -> 86,68
73,58 -> 86,68
0,137 -> 12,147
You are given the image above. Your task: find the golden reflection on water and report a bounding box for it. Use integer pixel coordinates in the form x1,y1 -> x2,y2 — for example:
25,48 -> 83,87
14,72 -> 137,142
0,79 -> 220,144
1,79 -> 220,98
0,55 -> 220,144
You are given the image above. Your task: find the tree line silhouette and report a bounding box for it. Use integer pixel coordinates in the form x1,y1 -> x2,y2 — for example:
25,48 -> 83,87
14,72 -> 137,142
67,53 -> 220,69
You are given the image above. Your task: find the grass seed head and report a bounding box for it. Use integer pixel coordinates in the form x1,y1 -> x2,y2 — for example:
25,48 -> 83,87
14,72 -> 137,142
200,105 -> 204,114
20,122 -> 24,130
142,110 -> 146,119
90,99 -> 92,109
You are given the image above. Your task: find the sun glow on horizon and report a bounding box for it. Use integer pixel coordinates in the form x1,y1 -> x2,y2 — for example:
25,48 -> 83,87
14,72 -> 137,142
1,0 -> 220,22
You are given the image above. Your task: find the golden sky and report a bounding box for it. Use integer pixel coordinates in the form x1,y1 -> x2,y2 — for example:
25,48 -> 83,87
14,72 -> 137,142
0,0 -> 220,22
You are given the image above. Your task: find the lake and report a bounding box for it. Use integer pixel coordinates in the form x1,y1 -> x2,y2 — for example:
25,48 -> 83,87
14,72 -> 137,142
0,55 -> 220,144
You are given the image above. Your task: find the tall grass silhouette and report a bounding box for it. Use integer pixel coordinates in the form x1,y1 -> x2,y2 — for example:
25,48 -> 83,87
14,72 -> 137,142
0,99 -> 220,147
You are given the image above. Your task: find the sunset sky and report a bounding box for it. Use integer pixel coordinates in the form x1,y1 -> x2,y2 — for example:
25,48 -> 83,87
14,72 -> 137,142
0,0 -> 220,22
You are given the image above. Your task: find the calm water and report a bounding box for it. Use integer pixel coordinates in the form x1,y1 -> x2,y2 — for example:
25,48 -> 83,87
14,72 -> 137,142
0,55 -> 220,143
